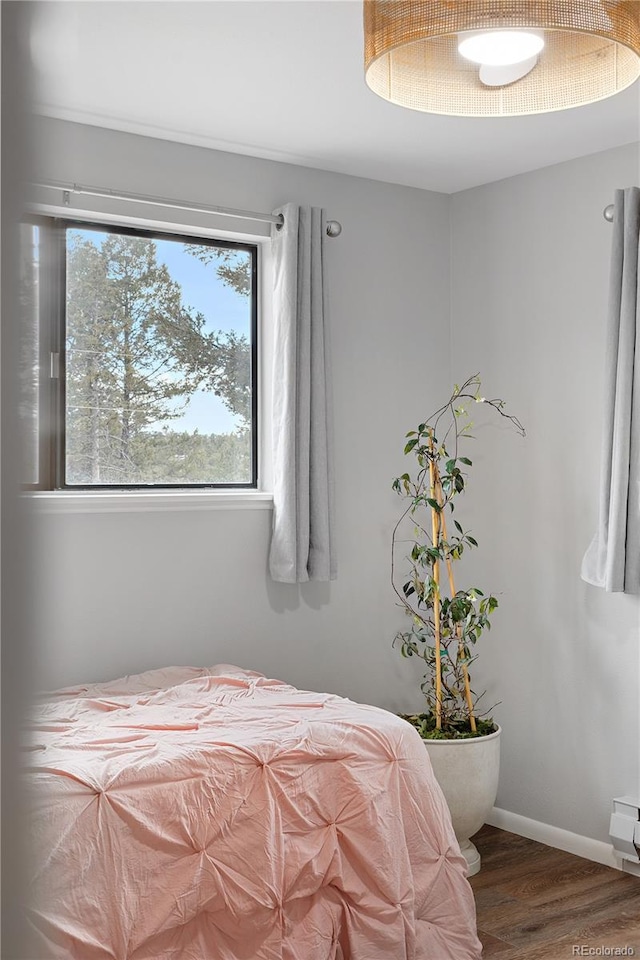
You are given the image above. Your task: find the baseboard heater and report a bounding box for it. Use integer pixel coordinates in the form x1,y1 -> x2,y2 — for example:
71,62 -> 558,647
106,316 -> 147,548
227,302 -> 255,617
609,797 -> 640,864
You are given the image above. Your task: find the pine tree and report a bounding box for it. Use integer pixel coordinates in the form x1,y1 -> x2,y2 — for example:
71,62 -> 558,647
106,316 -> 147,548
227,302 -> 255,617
65,231 -> 252,484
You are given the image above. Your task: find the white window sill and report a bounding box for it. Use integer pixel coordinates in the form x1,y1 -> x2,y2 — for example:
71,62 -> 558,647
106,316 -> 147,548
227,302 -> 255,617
25,490 -> 274,515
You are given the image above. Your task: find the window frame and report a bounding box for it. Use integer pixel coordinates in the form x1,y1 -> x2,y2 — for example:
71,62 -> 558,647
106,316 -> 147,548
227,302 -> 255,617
33,216 -> 259,492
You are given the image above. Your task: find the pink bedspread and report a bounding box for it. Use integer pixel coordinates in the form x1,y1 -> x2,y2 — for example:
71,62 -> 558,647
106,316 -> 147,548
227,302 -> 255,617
25,666 -> 481,959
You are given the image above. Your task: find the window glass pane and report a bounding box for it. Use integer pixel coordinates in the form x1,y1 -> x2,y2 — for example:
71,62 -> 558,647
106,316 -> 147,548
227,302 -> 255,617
20,223 -> 40,485
64,228 -> 254,486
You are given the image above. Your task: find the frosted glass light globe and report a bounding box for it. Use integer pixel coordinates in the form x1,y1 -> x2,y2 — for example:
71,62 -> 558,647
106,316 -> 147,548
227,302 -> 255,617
458,30 -> 545,66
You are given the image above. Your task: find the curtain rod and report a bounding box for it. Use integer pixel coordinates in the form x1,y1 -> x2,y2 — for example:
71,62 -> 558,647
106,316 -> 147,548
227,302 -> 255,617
32,180 -> 343,237
35,178 -> 607,231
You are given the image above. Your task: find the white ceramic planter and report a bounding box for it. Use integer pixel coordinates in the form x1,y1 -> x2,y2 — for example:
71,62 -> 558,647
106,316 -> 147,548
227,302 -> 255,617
423,726 -> 501,877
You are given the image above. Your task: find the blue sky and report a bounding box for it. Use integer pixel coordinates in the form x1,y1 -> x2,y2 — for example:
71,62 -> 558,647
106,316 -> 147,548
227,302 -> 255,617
72,229 -> 252,434
156,238 -> 249,337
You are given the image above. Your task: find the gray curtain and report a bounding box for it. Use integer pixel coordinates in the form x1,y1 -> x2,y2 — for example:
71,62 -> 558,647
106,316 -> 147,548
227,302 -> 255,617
581,187 -> 640,594
268,203 -> 336,583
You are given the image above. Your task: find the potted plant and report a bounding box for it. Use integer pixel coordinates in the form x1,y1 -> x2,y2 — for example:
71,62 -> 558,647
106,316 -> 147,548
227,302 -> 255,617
391,374 -> 524,875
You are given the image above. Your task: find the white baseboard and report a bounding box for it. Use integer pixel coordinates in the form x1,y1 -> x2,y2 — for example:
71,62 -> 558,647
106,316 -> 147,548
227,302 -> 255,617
486,806 -> 623,870
622,858 -> 640,877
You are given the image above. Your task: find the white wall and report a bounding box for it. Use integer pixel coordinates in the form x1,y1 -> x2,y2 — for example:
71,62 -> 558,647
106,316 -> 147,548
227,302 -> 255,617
28,117 -> 452,710
450,142 -> 640,845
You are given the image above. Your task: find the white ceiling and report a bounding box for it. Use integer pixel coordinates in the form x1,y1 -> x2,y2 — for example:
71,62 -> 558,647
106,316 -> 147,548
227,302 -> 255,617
30,0 -> 640,194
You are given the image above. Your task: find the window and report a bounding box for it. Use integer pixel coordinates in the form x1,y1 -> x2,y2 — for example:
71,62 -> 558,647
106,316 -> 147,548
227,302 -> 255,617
25,219 -> 258,490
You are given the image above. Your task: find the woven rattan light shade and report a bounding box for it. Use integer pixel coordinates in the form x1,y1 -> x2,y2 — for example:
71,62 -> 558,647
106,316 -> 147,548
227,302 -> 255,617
364,1 -> 640,116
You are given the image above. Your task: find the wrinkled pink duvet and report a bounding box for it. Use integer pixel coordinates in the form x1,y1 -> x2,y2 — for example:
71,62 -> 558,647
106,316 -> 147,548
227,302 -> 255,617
26,665 -> 481,960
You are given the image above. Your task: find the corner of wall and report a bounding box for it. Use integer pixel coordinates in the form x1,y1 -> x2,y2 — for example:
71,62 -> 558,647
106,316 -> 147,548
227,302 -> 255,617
446,192 -> 454,389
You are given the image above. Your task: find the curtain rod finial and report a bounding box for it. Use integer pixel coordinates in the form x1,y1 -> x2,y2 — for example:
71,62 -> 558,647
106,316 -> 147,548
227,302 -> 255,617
326,220 -> 342,238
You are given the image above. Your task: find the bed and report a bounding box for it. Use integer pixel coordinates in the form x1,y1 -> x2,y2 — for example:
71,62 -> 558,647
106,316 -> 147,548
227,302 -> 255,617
25,665 -> 482,959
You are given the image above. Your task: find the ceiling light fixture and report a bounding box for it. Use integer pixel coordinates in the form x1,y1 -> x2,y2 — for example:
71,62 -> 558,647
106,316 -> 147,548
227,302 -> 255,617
363,1 -> 640,117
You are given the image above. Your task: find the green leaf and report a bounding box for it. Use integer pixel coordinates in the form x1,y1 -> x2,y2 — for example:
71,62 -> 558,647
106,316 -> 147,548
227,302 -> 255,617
454,520 -> 464,534
459,456 -> 472,466
467,535 -> 478,547
404,438 -> 419,454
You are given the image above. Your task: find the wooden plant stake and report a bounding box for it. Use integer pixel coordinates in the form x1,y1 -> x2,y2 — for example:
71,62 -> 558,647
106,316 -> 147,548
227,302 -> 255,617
435,465 -> 477,733
428,432 -> 443,729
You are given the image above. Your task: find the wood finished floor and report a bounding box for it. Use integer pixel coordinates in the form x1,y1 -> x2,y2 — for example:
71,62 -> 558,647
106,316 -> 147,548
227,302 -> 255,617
470,825 -> 640,960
